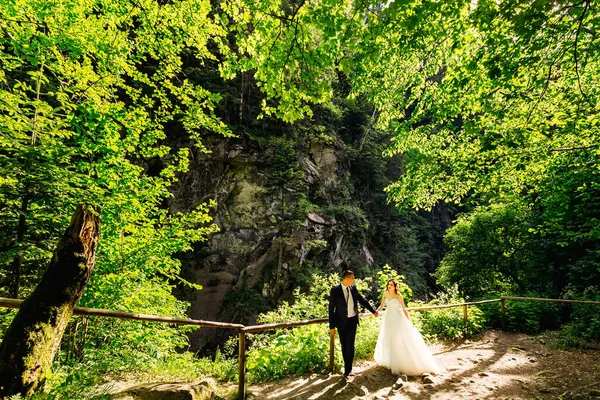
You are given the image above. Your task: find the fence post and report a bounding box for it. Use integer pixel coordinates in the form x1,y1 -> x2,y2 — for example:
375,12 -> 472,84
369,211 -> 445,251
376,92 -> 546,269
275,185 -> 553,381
463,304 -> 468,335
329,329 -> 335,372
501,298 -> 506,329
238,332 -> 246,400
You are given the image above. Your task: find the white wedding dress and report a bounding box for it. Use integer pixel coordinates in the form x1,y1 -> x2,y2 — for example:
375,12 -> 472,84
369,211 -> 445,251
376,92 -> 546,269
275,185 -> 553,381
374,298 -> 441,376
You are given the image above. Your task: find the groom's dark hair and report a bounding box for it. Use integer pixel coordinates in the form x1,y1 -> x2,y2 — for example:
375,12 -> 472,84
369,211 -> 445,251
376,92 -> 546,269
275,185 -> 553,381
342,270 -> 354,279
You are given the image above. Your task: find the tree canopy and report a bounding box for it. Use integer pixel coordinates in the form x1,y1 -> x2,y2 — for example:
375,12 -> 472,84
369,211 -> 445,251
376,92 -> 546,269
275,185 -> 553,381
221,0 -> 600,295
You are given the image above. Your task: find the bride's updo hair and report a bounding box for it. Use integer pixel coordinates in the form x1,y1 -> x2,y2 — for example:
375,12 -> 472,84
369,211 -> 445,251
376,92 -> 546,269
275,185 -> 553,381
387,279 -> 399,294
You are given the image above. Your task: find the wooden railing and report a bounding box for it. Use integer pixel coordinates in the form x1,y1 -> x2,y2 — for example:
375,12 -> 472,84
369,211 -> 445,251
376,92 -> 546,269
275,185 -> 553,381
2,295 -> 600,399
0,297 -> 244,329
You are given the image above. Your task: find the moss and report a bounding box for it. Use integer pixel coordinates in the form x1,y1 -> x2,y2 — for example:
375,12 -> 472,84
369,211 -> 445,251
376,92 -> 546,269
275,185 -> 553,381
234,180 -> 264,204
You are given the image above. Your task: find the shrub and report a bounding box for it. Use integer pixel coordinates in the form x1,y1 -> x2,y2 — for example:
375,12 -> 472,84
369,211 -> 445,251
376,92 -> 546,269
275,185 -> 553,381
503,297 -> 561,334
546,286 -> 600,348
411,287 -> 486,340
0,309 -> 17,340
246,325 -> 331,382
562,286 -> 600,340
354,316 -> 380,360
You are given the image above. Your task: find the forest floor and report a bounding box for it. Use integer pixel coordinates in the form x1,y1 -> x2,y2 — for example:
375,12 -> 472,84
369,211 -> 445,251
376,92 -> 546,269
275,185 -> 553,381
248,330 -> 600,400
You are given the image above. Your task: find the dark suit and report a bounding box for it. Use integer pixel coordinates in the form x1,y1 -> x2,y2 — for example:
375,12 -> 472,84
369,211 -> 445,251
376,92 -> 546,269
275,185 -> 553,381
328,284 -> 377,375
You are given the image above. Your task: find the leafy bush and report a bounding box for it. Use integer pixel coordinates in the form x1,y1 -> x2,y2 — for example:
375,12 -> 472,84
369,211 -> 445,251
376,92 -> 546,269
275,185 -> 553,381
413,306 -> 486,341
411,286 -> 486,340
502,297 -> 561,334
353,316 -> 381,361
547,286 -> 600,348
246,325 -> 330,382
475,299 -> 505,328
562,286 -> 600,340
258,273 -> 341,324
41,350 -> 236,399
0,309 -> 17,340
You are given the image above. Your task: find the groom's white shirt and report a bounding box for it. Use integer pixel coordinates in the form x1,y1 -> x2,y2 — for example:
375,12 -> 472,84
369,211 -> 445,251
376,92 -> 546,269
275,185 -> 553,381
342,283 -> 357,318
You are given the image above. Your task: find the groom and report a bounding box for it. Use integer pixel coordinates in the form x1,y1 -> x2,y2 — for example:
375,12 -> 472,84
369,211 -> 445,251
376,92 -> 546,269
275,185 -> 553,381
329,269 -> 378,378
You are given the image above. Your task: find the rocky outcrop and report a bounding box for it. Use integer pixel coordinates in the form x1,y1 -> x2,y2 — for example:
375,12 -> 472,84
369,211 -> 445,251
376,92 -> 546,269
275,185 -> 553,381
171,138 -> 353,353
168,111 -> 453,354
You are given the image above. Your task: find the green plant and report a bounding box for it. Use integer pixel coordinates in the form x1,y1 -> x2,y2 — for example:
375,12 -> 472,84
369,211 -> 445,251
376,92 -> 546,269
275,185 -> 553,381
410,286 -> 487,340
246,324 -> 330,381
375,264 -> 413,302
545,286 -> 600,349
0,309 -> 17,341
353,316 -> 380,361
501,297 -> 561,334
413,306 -> 486,341
563,287 -> 600,339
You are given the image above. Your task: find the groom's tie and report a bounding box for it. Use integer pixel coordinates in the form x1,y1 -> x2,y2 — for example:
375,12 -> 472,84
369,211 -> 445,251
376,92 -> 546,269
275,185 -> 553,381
346,287 -> 354,317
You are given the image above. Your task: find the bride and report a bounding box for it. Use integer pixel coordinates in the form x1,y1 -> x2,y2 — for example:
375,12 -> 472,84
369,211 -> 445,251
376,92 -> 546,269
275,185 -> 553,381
374,279 -> 440,376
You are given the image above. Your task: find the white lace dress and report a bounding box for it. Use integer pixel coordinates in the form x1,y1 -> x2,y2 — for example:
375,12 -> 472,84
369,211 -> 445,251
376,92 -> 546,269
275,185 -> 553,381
374,298 -> 441,376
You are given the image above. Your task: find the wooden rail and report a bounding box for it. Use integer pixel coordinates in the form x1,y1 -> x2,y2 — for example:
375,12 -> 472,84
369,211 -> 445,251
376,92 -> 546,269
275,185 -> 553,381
501,296 -> 600,305
0,297 -> 244,330
407,298 -> 501,311
3,295 -> 600,400
241,317 -> 329,333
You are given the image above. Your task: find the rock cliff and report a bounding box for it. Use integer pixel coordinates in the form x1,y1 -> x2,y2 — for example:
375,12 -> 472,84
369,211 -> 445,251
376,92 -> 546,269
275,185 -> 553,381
168,87 -> 453,354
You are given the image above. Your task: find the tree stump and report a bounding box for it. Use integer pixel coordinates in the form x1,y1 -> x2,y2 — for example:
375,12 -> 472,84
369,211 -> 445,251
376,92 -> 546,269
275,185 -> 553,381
0,205 -> 100,397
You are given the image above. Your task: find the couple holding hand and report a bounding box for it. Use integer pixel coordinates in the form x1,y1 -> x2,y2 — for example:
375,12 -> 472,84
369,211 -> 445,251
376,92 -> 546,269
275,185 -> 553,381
328,270 -> 440,379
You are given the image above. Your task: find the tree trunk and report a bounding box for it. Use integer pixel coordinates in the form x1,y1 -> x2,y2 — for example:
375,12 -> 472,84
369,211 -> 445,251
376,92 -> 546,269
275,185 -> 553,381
0,205 -> 100,398
8,193 -> 31,299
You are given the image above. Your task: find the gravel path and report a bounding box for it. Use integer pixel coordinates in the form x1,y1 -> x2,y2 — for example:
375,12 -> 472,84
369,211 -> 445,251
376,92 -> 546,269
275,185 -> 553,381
249,331 -> 600,400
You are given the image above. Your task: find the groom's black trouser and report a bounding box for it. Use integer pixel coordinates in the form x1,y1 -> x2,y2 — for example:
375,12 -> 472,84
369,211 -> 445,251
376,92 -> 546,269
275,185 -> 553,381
338,315 -> 358,375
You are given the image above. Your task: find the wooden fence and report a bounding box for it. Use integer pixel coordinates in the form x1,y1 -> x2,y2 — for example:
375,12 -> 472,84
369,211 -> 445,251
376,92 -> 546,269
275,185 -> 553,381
2,295 -> 600,399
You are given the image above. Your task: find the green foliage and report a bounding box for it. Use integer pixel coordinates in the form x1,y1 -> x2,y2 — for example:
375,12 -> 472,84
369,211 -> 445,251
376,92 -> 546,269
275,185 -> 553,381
375,264 -> 412,302
0,309 -> 17,341
42,350 -> 236,399
411,286 -> 486,340
322,205 -> 369,245
265,138 -> 306,191
551,286 -> 600,348
0,0 -> 228,396
224,0 -> 600,304
258,273 -> 341,324
0,0 -> 228,298
436,202 -> 539,298
492,298 -> 561,334
264,137 -> 308,231
246,325 -> 330,382
532,330 -> 588,351
437,158 -> 600,298
225,284 -> 274,325
353,316 -> 380,361
3,0 -> 599,393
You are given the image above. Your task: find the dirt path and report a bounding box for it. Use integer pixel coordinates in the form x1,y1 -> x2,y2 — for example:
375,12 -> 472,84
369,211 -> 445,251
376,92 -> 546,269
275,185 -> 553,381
248,331 -> 600,400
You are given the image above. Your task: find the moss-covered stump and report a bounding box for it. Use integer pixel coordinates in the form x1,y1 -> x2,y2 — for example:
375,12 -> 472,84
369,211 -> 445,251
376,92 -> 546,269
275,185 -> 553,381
0,205 -> 100,397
